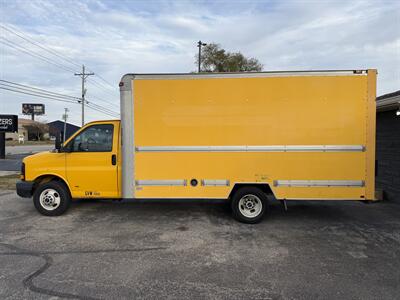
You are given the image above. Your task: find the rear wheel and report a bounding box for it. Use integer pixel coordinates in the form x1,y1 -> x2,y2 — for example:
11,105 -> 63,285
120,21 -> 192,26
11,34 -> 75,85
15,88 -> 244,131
33,181 -> 71,216
231,187 -> 268,223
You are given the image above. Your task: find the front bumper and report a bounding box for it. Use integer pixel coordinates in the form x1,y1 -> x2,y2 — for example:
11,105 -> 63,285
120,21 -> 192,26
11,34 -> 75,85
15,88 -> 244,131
16,180 -> 34,198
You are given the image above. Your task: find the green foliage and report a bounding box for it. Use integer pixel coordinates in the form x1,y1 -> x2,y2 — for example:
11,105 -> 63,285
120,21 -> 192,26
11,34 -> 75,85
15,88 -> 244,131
196,43 -> 263,72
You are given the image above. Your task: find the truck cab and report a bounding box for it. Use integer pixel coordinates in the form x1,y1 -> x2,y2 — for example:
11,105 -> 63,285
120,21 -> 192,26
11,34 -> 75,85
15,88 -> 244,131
16,120 -> 120,215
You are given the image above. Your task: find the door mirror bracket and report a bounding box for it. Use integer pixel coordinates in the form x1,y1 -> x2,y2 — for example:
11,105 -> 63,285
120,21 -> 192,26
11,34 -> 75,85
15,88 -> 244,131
55,134 -> 61,150
60,145 -> 71,153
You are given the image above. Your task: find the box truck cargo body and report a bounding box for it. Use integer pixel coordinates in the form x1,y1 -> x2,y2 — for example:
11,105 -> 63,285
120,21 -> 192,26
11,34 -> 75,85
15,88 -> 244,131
17,70 -> 377,223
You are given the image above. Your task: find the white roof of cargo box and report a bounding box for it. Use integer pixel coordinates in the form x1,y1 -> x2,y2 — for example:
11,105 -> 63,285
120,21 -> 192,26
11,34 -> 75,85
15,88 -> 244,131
120,70 -> 369,83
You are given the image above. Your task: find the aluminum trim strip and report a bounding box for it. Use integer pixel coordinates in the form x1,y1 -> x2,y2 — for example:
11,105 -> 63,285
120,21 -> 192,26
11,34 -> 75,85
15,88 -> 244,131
136,145 -> 365,153
136,180 -> 187,186
120,76 -> 135,198
283,198 -> 365,200
274,180 -> 365,187
201,180 -> 230,186
132,70 -> 367,80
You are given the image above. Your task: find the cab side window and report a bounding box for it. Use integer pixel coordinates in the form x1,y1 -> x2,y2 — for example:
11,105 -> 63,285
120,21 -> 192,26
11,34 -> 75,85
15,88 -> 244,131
70,124 -> 113,152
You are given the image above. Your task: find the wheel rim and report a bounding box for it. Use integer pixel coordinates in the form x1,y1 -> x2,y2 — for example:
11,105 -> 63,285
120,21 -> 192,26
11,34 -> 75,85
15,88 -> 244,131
39,188 -> 61,211
238,194 -> 262,218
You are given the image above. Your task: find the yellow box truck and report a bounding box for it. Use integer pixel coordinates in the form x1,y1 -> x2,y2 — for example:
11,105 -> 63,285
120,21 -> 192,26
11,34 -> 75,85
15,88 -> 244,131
16,69 -> 377,223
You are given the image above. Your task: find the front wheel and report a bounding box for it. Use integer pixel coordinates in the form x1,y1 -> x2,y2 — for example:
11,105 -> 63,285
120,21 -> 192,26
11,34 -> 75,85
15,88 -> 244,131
231,187 -> 268,223
33,181 -> 71,216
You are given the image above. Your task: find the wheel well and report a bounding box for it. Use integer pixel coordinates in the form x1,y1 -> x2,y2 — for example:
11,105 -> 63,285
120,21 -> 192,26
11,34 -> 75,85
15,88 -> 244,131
33,175 -> 70,193
228,183 -> 275,199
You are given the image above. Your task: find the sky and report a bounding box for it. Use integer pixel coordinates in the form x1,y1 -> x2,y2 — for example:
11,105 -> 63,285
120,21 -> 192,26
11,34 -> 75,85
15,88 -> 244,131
0,0 -> 399,126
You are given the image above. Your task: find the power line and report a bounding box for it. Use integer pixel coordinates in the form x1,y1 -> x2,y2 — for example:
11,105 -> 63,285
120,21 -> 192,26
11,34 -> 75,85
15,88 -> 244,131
87,106 -> 119,118
86,103 -> 119,118
0,80 -> 119,116
1,86 -> 119,118
1,42 -> 118,118
86,78 -> 119,96
2,24 -> 118,94
86,100 -> 119,115
0,86 -> 78,104
86,69 -> 117,90
0,80 -> 78,100
0,84 -> 77,103
1,24 -> 120,114
0,24 -> 82,69
87,94 -> 117,107
0,37 -> 77,73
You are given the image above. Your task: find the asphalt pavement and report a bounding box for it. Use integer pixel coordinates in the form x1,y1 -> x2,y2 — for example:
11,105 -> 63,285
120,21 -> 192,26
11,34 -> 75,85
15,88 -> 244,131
0,145 -> 53,171
0,192 -> 399,299
5,144 -> 53,155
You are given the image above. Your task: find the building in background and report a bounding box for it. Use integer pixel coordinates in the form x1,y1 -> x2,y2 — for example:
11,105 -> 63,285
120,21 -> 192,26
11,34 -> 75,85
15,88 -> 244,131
376,90 -> 400,202
5,120 -> 28,141
47,120 -> 80,141
5,118 -> 48,141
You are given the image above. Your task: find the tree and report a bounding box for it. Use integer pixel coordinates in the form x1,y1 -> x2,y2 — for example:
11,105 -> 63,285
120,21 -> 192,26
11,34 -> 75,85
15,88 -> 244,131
24,121 -> 49,141
196,43 -> 263,72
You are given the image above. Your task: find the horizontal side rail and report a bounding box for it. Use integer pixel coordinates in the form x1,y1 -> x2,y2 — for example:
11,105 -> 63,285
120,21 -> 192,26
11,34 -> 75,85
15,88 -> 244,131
136,145 -> 365,153
136,180 -> 187,186
201,180 -> 230,186
274,180 -> 365,187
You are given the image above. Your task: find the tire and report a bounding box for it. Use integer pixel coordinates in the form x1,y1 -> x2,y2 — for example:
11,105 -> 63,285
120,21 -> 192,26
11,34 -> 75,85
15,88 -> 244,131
33,181 -> 71,216
231,187 -> 268,223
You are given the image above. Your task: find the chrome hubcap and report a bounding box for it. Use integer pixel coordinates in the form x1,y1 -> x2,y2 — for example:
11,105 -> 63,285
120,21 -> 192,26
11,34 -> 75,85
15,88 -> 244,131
238,194 -> 262,218
39,189 -> 61,210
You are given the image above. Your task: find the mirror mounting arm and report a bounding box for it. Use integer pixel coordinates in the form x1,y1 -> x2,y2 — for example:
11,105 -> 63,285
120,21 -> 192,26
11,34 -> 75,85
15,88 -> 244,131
55,133 -> 61,151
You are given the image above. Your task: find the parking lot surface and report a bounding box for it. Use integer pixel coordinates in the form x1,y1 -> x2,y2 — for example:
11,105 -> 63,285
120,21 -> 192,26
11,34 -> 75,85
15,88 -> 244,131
0,154 -> 26,172
5,145 -> 53,155
1,192 -> 399,299
0,145 -> 53,172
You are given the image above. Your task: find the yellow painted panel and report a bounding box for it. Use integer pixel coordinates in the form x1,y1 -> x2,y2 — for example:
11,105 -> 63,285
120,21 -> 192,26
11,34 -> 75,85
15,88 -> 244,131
24,151 -> 67,185
274,187 -> 365,200
365,70 -> 377,199
66,121 -> 120,198
133,72 -> 375,200
134,151 -> 366,199
134,76 -> 368,146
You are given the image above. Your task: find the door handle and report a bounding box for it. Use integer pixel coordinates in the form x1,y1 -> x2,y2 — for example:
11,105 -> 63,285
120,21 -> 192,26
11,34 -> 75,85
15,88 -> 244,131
111,154 -> 117,165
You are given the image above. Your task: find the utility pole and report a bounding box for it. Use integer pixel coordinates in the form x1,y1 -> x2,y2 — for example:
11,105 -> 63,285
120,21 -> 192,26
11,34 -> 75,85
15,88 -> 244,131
74,65 -> 94,126
62,108 -> 69,143
197,40 -> 207,73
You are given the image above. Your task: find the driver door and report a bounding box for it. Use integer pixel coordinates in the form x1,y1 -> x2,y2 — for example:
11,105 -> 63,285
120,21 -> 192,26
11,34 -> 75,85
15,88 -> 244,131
65,122 -> 119,198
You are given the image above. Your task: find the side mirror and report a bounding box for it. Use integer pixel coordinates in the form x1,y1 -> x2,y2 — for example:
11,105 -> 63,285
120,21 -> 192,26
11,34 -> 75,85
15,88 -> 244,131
55,133 -> 71,153
55,134 -> 61,151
